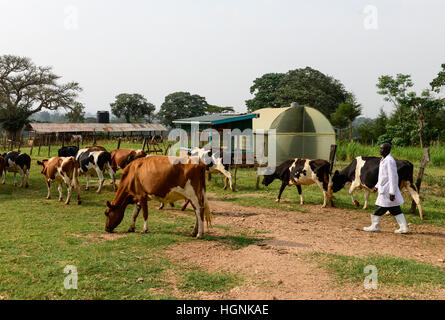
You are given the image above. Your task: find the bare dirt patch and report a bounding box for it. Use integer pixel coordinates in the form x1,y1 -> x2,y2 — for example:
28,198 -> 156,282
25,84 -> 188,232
69,233 -> 128,243
165,200 -> 445,300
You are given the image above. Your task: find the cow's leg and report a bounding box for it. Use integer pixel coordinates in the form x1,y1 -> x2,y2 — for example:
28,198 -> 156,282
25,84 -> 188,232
276,181 -> 287,203
108,166 -> 117,191
85,174 -> 90,190
188,200 -> 204,239
406,182 -> 424,220
128,203 -> 141,232
18,168 -> 25,188
221,171 -> 233,191
140,199 -> 149,234
315,180 -> 328,208
46,181 -> 51,200
58,182 -> 63,202
63,175 -> 72,205
363,189 -> 370,210
349,180 -> 361,207
181,200 -> 190,211
158,202 -> 165,210
95,169 -> 105,193
25,169 -> 29,188
73,171 -> 82,205
1,169 -> 5,184
296,185 -> 304,205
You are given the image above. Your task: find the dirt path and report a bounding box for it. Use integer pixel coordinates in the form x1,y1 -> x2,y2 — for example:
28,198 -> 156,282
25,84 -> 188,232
165,200 -> 445,300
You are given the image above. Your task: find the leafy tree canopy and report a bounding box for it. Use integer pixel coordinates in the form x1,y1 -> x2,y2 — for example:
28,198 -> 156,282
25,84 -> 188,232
157,92 -> 208,127
0,55 -> 81,136
246,67 -> 351,117
65,102 -> 85,123
110,93 -> 155,123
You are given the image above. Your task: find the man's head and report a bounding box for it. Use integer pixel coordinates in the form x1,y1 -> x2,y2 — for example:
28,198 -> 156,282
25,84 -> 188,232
379,143 -> 391,158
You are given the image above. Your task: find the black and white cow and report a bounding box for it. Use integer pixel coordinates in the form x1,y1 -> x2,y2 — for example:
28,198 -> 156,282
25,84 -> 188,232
75,148 -> 116,193
1,151 -> 31,188
189,147 -> 233,191
58,146 -> 79,157
262,158 -> 333,208
331,156 -> 423,215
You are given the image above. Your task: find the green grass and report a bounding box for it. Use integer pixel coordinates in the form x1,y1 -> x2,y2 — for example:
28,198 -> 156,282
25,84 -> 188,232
337,141 -> 445,166
0,140 -> 247,299
310,252 -> 445,289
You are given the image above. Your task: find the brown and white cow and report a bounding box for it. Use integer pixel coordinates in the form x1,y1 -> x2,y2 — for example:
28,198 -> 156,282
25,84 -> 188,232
110,149 -> 147,173
262,158 -> 334,208
104,155 -> 211,238
0,155 -> 6,180
36,157 -> 81,205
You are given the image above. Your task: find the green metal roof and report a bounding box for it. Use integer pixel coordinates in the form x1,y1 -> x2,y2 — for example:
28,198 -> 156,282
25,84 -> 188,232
173,113 -> 258,125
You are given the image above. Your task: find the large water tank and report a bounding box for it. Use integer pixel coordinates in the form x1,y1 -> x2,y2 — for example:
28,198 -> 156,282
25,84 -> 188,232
97,111 -> 110,123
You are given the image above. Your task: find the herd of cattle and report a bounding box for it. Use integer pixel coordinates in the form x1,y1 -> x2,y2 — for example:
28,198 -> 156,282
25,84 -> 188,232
0,146 -> 424,237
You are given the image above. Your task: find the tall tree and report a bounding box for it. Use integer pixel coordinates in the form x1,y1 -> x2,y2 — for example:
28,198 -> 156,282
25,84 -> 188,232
65,102 -> 85,123
274,67 -> 350,117
430,63 -> 445,93
246,73 -> 285,112
110,93 -> 155,123
330,110 -> 349,139
157,92 -> 208,127
0,55 -> 81,138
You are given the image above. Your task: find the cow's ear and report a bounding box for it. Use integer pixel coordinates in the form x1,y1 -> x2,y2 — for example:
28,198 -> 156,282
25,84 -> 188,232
106,201 -> 112,208
37,161 -> 43,166
333,170 -> 339,176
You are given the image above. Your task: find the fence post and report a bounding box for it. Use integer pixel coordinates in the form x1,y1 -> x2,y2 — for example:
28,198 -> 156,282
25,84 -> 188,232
142,138 -> 147,152
47,135 -> 51,157
410,148 -> 430,220
38,134 -> 41,156
117,137 -> 121,149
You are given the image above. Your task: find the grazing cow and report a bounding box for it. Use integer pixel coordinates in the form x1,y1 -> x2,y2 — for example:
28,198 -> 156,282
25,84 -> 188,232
1,151 -> 31,188
262,158 -> 333,208
331,156 -> 423,217
158,147 -> 233,211
104,156 -> 211,238
110,149 -> 147,172
36,157 -> 81,205
58,146 -> 79,157
76,148 -> 116,193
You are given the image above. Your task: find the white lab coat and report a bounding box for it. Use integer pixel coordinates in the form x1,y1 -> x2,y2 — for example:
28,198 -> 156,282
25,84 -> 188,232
375,154 -> 404,207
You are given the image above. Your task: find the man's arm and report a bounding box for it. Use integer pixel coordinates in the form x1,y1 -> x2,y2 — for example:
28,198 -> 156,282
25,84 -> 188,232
388,158 -> 398,201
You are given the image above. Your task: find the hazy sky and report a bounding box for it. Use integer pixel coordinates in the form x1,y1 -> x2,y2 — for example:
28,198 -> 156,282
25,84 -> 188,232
1,0 -> 444,118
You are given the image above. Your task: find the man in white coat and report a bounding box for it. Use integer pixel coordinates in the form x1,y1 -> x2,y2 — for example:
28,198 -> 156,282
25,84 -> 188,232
364,143 -> 409,234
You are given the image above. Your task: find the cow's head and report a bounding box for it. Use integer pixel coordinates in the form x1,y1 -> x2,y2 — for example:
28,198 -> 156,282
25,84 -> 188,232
261,172 -> 277,186
331,170 -> 348,193
104,200 -> 125,233
36,159 -> 49,175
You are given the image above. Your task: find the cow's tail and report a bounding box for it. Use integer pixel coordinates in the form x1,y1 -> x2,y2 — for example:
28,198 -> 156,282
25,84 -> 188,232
71,157 -> 80,189
201,165 -> 212,228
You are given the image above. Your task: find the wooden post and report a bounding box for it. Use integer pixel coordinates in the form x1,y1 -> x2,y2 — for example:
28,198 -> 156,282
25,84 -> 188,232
117,137 -> 121,149
328,144 -> 337,175
30,132 -> 34,155
233,164 -> 238,192
410,148 -> 430,219
93,130 -> 97,146
142,138 -> 147,152
62,133 -> 65,147
38,134 -> 41,156
18,135 -> 22,152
